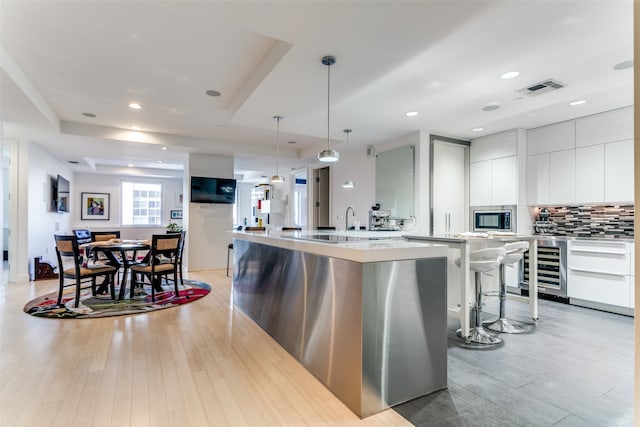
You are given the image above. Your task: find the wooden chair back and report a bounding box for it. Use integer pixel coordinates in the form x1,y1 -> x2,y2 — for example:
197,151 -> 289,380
54,234 -> 82,274
91,231 -> 121,242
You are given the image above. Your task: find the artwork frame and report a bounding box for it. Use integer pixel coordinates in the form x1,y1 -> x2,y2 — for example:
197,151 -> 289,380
81,192 -> 110,220
170,209 -> 183,220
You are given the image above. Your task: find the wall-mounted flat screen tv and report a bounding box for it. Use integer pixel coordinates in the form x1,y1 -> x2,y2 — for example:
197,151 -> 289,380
56,174 -> 70,213
190,176 -> 236,204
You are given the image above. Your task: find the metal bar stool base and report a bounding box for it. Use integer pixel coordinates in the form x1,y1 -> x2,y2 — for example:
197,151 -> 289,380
484,318 -> 531,334
456,326 -> 503,345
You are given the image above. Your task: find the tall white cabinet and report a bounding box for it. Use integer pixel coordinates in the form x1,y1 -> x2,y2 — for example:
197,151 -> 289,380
526,106 -> 634,205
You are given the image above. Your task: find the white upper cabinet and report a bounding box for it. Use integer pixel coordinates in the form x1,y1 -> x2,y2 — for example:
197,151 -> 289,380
469,161 -> 492,206
526,153 -> 550,205
575,145 -> 605,203
525,107 -> 634,205
469,130 -> 518,206
575,106 -> 634,148
527,121 -> 575,155
548,149 -> 575,204
604,139 -> 634,202
470,130 -> 517,162
491,156 -> 518,205
470,156 -> 517,206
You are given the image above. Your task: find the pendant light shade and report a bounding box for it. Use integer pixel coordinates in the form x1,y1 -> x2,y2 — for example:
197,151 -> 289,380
270,115 -> 285,183
317,55 -> 340,163
341,128 -> 355,189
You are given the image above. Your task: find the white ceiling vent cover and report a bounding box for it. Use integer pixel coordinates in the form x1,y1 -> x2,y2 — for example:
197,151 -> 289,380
517,79 -> 567,97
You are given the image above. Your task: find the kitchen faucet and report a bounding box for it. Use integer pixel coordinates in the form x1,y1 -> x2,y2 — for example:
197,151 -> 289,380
345,206 -> 356,231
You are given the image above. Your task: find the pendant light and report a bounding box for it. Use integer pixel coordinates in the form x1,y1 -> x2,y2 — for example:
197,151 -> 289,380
341,129 -> 355,189
317,55 -> 340,162
270,115 -> 285,183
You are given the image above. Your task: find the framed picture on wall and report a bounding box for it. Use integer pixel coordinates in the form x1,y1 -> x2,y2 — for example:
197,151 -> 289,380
170,210 -> 183,220
81,192 -> 110,220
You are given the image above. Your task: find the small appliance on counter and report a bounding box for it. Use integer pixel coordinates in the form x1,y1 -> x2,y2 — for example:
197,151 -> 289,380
369,209 -> 393,231
533,207 -> 557,234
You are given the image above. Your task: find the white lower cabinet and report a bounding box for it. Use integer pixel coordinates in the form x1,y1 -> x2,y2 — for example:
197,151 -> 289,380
567,270 -> 631,308
567,240 -> 634,312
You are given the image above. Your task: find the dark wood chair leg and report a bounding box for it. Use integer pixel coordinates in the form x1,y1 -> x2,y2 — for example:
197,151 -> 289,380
57,276 -> 64,305
109,273 -> 116,300
91,277 -> 97,296
130,271 -> 136,298
173,270 -> 179,297
149,274 -> 155,302
74,279 -> 81,308
226,246 -> 231,277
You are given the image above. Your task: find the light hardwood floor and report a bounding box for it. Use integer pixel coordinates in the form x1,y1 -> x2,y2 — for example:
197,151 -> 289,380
0,270 -> 411,427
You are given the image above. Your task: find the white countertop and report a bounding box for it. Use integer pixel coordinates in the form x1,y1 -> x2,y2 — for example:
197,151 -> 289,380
232,230 -> 447,263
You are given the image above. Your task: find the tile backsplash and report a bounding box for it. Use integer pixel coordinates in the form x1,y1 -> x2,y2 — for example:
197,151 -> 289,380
533,205 -> 634,238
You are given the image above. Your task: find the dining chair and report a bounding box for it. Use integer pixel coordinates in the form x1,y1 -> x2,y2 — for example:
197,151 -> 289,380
166,230 -> 186,286
54,234 -> 117,307
90,231 -> 121,242
130,233 -> 182,301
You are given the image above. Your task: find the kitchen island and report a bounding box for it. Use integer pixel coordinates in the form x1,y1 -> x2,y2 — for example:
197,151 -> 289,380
231,230 -> 448,418
403,233 -> 540,339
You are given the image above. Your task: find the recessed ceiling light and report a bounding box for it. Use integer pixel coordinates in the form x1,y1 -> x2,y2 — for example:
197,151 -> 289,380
569,99 -> 587,106
128,103 -> 142,109
128,164 -> 135,167
405,111 -> 419,117
161,146 -> 168,150
205,90 -> 221,97
131,126 -> 141,131
500,71 -> 520,80
472,127 -> 485,132
613,60 -> 633,70
82,112 -> 96,118
482,104 -> 500,112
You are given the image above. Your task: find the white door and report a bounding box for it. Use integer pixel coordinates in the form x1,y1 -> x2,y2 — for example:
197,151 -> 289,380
432,140 -> 468,234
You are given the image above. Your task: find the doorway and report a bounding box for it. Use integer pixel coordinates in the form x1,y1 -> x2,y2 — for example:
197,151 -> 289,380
313,166 -> 330,228
291,169 -> 308,228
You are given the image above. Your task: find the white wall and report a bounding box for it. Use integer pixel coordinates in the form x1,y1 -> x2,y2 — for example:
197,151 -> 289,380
27,142 -> 74,275
330,144 -> 376,230
185,153 -> 234,270
73,172 -> 182,236
327,130 -> 430,233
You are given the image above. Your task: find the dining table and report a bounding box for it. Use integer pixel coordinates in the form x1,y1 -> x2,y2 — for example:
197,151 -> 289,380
82,239 -> 150,299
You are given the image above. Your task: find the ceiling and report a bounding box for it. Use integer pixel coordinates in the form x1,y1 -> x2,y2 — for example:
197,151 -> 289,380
0,1 -> 633,181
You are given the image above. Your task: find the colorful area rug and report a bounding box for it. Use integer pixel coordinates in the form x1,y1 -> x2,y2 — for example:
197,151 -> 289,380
24,280 -> 211,319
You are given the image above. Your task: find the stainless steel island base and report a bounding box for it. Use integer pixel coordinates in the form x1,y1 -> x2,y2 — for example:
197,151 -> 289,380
232,238 -> 447,418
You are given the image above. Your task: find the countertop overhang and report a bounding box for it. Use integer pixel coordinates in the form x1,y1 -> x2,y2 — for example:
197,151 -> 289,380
231,230 -> 447,263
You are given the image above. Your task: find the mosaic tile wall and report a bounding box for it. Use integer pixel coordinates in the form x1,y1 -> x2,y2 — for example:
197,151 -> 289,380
535,205 -> 634,238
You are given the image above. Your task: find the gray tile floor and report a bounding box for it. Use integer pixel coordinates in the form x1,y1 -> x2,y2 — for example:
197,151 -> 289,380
394,297 -> 634,426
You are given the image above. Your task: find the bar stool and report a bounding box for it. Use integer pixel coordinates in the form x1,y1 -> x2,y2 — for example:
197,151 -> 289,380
456,247 -> 506,345
226,243 -> 233,277
485,241 -> 530,334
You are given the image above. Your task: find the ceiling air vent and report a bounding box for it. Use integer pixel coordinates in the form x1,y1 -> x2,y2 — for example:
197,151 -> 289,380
517,79 -> 567,97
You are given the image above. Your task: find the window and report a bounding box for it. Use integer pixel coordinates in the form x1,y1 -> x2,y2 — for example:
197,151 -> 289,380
121,181 -> 162,225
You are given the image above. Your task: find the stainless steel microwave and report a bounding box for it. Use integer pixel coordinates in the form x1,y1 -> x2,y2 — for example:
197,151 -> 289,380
471,206 -> 516,232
